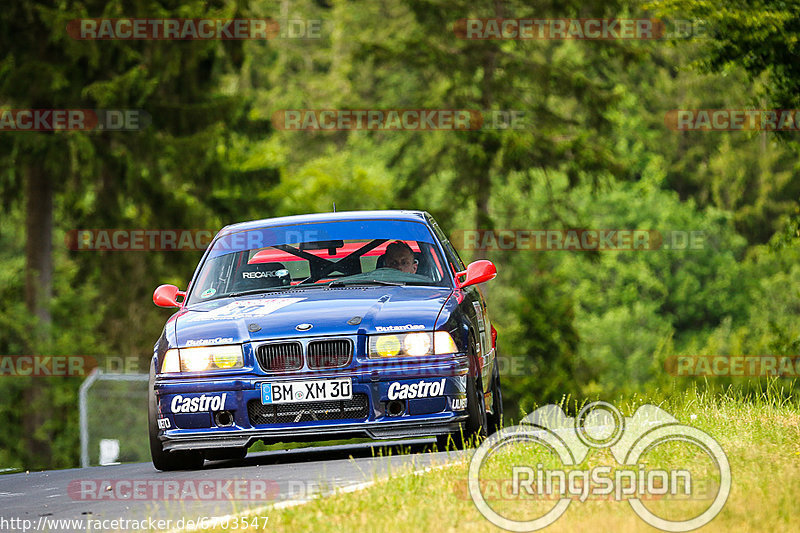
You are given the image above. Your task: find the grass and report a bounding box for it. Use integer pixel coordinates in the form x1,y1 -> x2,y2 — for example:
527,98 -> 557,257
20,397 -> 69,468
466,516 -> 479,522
207,383 -> 800,532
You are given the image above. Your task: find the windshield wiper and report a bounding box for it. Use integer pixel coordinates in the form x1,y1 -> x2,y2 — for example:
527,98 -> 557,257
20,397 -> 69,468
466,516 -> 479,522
327,279 -> 404,287
225,287 -> 293,298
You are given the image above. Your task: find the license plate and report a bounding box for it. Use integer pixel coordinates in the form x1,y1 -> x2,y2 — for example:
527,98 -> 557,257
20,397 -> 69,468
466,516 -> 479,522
261,379 -> 352,404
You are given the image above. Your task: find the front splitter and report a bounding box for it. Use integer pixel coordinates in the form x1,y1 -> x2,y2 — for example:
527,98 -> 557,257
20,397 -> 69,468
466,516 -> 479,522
161,416 -> 468,452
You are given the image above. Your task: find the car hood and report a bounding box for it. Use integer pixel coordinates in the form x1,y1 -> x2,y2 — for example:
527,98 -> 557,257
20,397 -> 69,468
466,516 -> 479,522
172,286 -> 453,347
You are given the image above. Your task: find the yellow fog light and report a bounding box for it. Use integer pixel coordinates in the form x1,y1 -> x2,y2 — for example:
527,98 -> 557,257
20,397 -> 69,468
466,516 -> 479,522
212,349 -> 242,369
179,344 -> 244,372
374,335 -> 402,358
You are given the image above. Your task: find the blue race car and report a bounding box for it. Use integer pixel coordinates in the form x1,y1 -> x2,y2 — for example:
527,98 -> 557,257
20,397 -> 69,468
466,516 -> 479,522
149,210 -> 502,470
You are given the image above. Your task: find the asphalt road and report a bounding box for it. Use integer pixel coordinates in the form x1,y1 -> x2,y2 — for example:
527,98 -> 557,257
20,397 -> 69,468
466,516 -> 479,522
0,439 -> 462,532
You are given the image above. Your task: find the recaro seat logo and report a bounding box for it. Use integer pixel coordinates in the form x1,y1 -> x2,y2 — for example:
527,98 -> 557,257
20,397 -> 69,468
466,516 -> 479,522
242,269 -> 289,278
468,402 -> 731,531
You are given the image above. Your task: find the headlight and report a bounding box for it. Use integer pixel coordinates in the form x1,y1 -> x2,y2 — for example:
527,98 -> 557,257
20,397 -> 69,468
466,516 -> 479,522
404,332 -> 431,356
368,332 -> 458,358
433,331 -> 458,354
161,349 -> 180,373
160,345 -> 244,373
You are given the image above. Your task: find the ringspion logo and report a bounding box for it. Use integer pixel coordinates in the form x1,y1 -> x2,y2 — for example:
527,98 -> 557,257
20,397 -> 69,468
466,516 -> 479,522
469,402 -> 730,531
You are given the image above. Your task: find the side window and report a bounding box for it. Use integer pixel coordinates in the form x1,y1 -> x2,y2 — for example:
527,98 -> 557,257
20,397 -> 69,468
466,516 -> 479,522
442,239 -> 466,272
421,242 -> 445,281
426,215 -> 466,273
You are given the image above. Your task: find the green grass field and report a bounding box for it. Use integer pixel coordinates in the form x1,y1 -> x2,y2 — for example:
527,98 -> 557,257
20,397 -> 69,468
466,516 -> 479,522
210,384 -> 800,533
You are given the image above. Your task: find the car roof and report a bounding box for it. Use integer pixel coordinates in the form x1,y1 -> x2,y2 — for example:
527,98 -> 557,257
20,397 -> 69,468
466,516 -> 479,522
217,210 -> 430,236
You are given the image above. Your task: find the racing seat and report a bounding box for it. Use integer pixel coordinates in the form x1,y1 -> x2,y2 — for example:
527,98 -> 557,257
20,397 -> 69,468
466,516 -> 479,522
233,262 -> 290,292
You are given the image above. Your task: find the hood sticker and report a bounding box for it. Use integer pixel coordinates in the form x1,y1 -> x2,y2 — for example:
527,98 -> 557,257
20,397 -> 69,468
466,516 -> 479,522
183,297 -> 306,322
185,337 -> 234,347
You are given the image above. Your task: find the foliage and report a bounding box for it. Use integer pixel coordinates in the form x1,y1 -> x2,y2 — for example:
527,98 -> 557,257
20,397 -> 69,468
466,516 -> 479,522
1,0 -> 799,469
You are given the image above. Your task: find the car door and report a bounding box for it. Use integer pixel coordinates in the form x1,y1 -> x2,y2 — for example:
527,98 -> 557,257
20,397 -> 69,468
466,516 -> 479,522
426,214 -> 493,392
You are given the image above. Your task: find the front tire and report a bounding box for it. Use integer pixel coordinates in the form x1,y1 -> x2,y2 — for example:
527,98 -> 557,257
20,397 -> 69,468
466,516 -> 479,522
438,369 -> 487,450
486,360 -> 503,434
148,360 -> 204,471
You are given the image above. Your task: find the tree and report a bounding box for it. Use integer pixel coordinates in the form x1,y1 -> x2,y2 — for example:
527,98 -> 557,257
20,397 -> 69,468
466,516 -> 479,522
0,0 -> 274,468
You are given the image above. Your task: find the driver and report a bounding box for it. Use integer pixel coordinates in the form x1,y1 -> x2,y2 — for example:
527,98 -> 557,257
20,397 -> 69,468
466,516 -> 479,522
384,241 -> 418,274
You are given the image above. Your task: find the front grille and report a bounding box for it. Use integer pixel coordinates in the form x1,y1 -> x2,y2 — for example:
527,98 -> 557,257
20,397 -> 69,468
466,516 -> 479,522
248,394 -> 370,425
257,342 -> 303,371
307,339 -> 352,369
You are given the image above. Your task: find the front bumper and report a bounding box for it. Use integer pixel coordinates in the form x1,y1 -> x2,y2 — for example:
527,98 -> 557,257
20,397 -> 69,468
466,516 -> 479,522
154,355 -> 471,452
161,417 -> 467,451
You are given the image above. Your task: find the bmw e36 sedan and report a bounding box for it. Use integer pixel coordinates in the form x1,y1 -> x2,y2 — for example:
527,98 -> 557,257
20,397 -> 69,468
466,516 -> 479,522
149,210 -> 502,470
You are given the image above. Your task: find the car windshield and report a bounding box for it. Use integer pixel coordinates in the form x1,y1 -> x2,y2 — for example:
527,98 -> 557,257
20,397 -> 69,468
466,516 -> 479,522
186,219 -> 451,305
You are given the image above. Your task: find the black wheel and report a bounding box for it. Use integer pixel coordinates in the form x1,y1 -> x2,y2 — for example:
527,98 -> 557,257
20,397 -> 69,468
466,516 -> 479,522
148,361 -> 204,471
437,375 -> 487,450
486,359 -> 503,435
439,340 -> 488,450
458,372 -> 488,447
